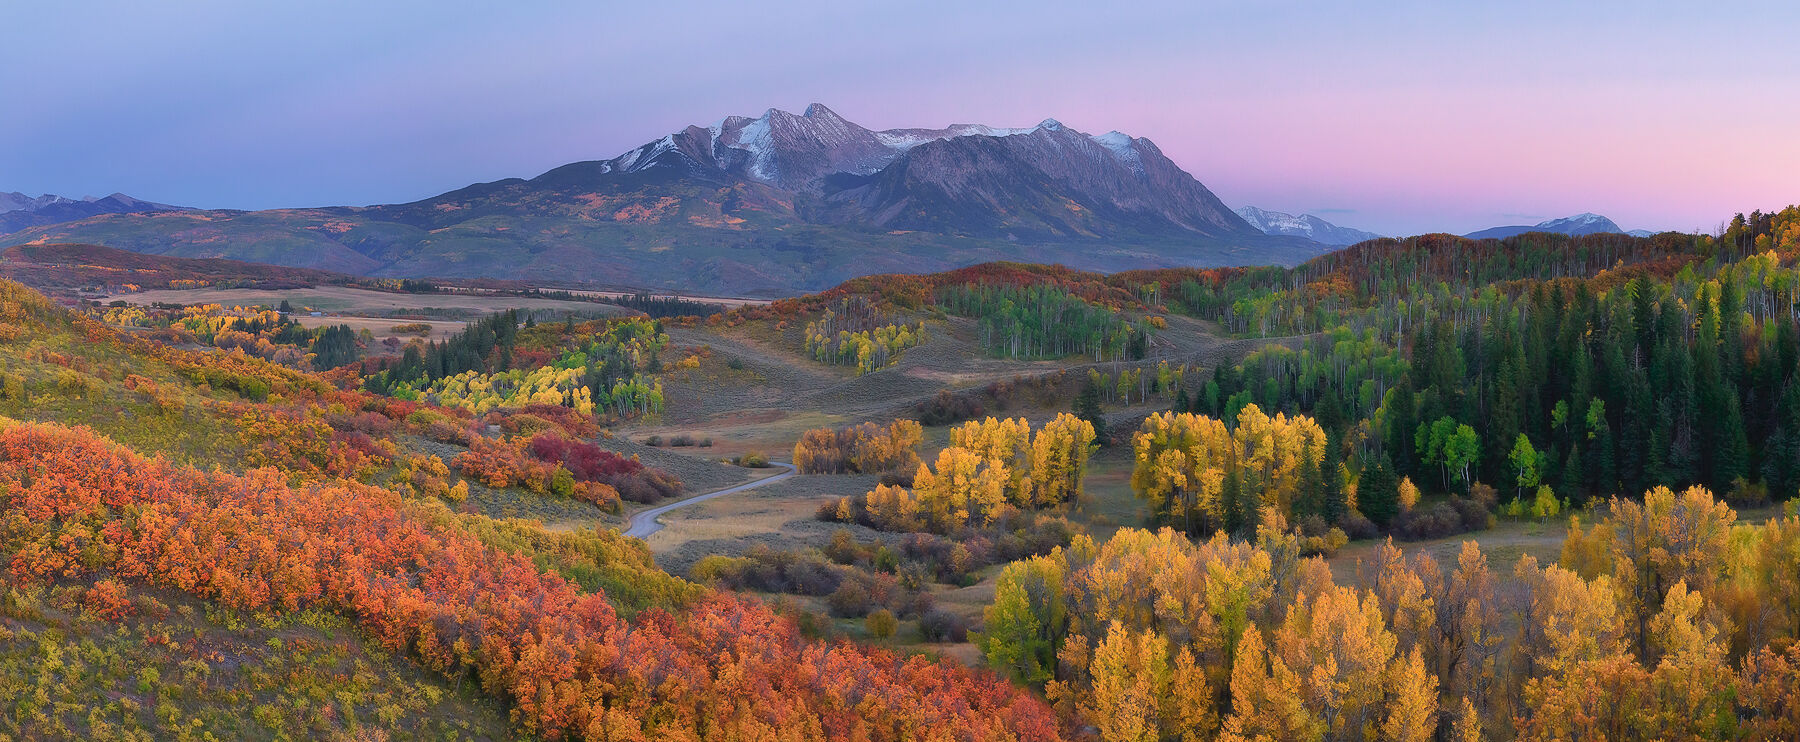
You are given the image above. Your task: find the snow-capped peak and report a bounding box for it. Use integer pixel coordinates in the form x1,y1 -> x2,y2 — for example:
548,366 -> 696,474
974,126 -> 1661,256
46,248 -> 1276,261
1090,131 -> 1143,174
596,105 -> 1168,190
1236,206 -> 1384,246
1546,212 -> 1606,226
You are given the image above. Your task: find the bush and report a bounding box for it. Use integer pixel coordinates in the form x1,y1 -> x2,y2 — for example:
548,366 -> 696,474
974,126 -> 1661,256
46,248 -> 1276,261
1530,485 -> 1563,519
1338,512 -> 1380,541
738,451 -> 770,468
530,433 -> 681,503
915,390 -> 984,427
828,580 -> 873,618
83,579 -> 133,620
1726,477 -> 1770,508
919,608 -> 969,643
1392,494 -> 1492,541
825,529 -> 863,564
865,609 -> 898,640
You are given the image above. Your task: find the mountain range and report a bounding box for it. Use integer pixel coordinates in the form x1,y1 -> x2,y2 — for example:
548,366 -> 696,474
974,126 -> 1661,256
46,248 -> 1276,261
0,191 -> 186,234
1463,212 -> 1653,240
0,105 -> 1324,296
1234,206 -> 1383,246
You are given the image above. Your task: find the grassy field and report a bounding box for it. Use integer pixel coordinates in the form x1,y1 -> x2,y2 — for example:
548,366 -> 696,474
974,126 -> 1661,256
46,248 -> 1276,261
291,314 -> 469,343
105,285 -> 633,320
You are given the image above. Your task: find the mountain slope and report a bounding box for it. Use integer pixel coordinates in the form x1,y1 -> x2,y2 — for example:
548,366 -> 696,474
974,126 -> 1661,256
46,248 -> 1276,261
0,191 -> 187,233
1464,212 -> 1626,240
1,105 -> 1324,295
1235,206 -> 1383,246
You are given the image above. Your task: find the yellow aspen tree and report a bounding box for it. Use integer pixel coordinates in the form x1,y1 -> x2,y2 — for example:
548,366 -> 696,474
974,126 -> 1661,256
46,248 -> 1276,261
1029,412 -> 1097,507
1382,647 -> 1437,742
1222,624 -> 1321,742
1270,583 -> 1397,740
1165,646 -> 1220,742
1397,476 -> 1420,512
1641,580 -> 1735,736
1605,485 -> 1735,656
1085,621 -> 1171,742
951,417 -> 1031,502
1370,539 -> 1436,656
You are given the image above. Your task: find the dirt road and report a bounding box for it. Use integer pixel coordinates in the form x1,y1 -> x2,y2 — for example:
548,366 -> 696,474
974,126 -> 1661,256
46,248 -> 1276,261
623,462 -> 798,539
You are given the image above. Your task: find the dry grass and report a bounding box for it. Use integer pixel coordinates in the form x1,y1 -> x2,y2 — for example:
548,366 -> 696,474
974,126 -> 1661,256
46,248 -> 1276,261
105,285 -> 634,319
290,314 -> 467,343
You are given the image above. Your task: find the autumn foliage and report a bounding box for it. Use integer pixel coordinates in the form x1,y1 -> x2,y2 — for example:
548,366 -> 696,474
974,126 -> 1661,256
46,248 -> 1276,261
977,487 -> 1800,741
529,432 -> 681,503
792,419 -> 923,475
824,414 -> 1097,532
0,421 -> 1064,740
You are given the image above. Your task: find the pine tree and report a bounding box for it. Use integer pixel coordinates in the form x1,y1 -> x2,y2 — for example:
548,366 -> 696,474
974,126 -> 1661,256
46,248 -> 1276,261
1223,468 -> 1246,538
1293,449 -> 1324,522
1323,445 -> 1348,525
1385,374 -> 1418,478
1076,377 -> 1107,444
1360,454 -> 1400,526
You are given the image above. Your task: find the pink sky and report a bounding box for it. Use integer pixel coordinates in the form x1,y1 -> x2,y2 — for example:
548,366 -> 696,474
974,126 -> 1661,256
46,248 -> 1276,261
4,1 -> 1796,236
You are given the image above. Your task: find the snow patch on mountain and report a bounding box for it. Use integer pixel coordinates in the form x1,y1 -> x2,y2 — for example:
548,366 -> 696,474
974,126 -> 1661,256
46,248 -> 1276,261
1090,131 -> 1143,175
1235,206 -> 1382,246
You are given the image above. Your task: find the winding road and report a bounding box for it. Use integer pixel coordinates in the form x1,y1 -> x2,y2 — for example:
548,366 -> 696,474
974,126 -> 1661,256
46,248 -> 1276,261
623,462 -> 798,539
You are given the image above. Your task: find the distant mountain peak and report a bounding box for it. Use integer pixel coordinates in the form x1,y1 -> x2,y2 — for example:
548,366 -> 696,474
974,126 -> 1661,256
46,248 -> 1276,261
1465,212 -> 1627,240
802,102 -> 834,117
0,190 -> 187,234
4,106 -> 1330,294
1235,206 -> 1382,246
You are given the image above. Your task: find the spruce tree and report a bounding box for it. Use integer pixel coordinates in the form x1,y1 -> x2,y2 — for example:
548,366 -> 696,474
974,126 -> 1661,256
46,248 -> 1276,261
1360,454 -> 1400,527
1323,444 -> 1348,525
1075,378 -> 1107,444
1222,468 -> 1246,538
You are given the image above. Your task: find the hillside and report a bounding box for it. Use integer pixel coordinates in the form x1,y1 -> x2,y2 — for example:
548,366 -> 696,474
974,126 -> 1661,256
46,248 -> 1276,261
1,106 -> 1326,296
0,242 -> 363,297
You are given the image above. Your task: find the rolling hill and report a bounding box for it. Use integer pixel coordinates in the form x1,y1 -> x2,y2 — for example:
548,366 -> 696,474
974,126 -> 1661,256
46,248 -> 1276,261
1,105 -> 1326,296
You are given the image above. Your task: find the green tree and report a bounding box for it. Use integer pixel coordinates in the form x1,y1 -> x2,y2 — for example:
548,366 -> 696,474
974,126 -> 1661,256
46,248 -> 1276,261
1075,377 -> 1107,443
1509,434 -> 1542,501
1445,424 -> 1481,492
1359,454 -> 1400,526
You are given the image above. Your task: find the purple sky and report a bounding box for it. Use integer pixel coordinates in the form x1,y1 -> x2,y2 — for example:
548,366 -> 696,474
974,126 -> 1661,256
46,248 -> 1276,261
4,1 -> 1797,236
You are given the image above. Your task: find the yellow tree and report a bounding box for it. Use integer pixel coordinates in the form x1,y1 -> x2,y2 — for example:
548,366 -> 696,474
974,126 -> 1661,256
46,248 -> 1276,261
1221,624 -> 1321,742
951,417 -> 1032,501
1268,582 -> 1399,740
1382,648 -> 1438,742
1029,413 -> 1097,507
912,446 -> 1009,528
1085,621 -> 1173,742
1604,485 -> 1736,656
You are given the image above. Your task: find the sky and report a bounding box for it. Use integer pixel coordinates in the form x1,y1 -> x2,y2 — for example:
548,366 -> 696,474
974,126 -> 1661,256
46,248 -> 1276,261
3,0 -> 1797,236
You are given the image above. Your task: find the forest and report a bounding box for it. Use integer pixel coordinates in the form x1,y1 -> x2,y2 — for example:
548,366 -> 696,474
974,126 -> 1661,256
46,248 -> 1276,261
2,205 -> 1799,740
